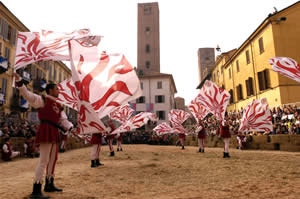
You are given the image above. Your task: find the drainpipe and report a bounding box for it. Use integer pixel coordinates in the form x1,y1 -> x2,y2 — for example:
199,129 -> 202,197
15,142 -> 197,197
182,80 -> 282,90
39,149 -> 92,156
250,42 -> 258,99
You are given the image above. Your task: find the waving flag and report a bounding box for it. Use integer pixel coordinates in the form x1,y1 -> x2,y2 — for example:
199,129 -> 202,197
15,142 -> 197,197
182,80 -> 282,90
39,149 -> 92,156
57,78 -> 79,110
14,29 -> 92,70
239,98 -> 273,132
111,112 -> 157,135
195,80 -> 230,121
168,109 -> 191,127
59,40 -> 142,120
188,99 -> 209,123
109,104 -> 134,123
269,57 -> 300,83
153,122 -> 175,136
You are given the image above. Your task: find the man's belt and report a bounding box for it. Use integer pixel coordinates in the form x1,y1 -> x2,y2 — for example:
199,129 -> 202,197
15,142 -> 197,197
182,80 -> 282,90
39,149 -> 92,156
40,120 -> 66,133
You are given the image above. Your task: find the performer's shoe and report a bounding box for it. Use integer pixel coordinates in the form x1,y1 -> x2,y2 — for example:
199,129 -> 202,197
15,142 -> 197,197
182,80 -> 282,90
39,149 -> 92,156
202,148 -> 205,153
120,148 -> 123,151
226,153 -> 230,158
223,152 -> 226,158
117,148 -> 119,152
198,148 -> 201,152
30,183 -> 49,199
91,160 -> 97,168
181,146 -> 185,150
95,159 -> 104,166
110,151 -> 115,156
44,177 -> 63,192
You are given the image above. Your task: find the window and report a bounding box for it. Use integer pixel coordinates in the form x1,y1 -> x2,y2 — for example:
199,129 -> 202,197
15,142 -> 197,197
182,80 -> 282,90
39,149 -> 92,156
258,70 -> 270,91
246,50 -> 250,64
53,67 -> 57,81
144,6 -> 152,15
146,44 -> 150,53
236,84 -> 243,100
259,37 -> 264,54
229,89 -> 234,104
145,27 -> 150,32
48,65 -> 52,81
4,47 -> 10,60
236,60 -> 240,72
157,81 -> 162,89
155,95 -> 165,103
229,68 -> 231,79
0,42 -> 2,55
140,82 -> 143,89
156,111 -> 165,120
245,77 -> 254,96
0,19 -> 9,40
136,96 -> 145,103
59,72 -> 61,82
146,61 -> 150,68
7,25 -> 12,41
11,28 -> 17,45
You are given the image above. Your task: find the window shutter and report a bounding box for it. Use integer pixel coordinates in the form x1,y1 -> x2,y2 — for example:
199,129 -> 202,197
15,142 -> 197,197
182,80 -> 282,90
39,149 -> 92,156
264,70 -> 270,89
246,80 -> 250,96
249,77 -> 254,95
258,72 -> 263,91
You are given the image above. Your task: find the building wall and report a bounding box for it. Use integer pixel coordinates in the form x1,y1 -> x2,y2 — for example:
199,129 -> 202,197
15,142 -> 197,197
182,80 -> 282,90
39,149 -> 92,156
137,2 -> 160,74
211,2 -> 300,111
134,76 -> 175,124
198,48 -> 215,82
175,97 -> 185,110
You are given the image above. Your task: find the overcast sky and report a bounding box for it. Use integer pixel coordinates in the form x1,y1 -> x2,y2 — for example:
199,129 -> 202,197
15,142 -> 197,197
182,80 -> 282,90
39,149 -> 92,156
2,0 -> 299,104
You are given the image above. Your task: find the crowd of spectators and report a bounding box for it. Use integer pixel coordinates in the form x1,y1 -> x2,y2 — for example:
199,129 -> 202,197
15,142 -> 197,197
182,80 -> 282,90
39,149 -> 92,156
202,104 -> 300,136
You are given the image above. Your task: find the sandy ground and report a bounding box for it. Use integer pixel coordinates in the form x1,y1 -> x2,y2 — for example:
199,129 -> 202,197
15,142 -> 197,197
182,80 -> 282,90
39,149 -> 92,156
1,145 -> 300,199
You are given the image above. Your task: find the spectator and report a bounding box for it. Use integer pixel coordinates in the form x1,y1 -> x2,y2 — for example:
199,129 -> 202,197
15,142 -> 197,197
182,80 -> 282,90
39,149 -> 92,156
1,136 -> 20,161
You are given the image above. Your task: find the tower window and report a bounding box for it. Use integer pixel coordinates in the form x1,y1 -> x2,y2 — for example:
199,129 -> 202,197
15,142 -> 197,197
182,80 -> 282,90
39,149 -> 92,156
146,61 -> 150,68
146,44 -> 150,53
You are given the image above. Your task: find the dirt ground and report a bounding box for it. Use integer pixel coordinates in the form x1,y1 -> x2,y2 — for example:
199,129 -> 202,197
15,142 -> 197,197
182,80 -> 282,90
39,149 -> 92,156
1,145 -> 300,199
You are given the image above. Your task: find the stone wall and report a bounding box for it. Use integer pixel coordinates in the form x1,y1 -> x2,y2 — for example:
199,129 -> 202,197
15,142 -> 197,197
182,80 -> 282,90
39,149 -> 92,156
0,136 -> 90,162
179,134 -> 300,152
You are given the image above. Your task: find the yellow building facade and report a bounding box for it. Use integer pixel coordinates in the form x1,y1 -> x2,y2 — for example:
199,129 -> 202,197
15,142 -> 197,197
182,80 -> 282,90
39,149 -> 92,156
0,2 -> 72,117
210,2 -> 300,112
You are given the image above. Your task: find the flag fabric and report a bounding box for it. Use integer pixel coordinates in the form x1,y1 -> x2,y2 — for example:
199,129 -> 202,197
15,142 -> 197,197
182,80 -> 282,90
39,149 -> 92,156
14,29 -> 92,70
109,104 -> 134,123
168,109 -> 191,127
195,80 -> 230,121
188,99 -> 209,123
239,98 -> 273,132
153,122 -> 176,136
111,112 -> 157,135
269,57 -> 300,83
58,40 -> 142,120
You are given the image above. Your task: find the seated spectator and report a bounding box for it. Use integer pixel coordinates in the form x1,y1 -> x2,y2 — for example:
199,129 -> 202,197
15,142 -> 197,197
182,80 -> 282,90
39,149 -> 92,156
1,136 -> 20,161
24,135 -> 39,158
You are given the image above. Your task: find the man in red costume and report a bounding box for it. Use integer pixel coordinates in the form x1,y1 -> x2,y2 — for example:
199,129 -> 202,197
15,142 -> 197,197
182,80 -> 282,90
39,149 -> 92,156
106,119 -> 116,156
14,73 -> 74,199
220,113 -> 231,158
90,133 -> 104,167
196,121 -> 206,153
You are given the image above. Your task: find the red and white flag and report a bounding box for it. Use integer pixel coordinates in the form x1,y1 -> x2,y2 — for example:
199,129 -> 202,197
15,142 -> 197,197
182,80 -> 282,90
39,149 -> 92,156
59,40 -> 142,120
14,29 -> 92,70
168,109 -> 191,127
239,98 -> 273,132
153,122 -> 181,136
269,57 -> 300,83
111,112 -> 157,135
109,104 -> 134,123
195,80 -> 230,121
188,99 -> 209,123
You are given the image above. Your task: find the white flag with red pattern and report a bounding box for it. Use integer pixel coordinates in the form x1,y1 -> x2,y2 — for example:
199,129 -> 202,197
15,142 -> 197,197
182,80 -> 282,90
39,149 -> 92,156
109,104 -> 134,123
188,99 -> 209,123
269,57 -> 300,83
111,112 -> 157,135
168,109 -> 191,127
14,29 -> 92,70
195,80 -> 230,121
59,40 -> 142,120
239,98 -> 273,132
153,122 -> 182,136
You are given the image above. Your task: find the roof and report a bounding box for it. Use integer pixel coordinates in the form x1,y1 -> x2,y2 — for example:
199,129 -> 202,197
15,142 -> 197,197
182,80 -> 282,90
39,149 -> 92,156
136,70 -> 177,93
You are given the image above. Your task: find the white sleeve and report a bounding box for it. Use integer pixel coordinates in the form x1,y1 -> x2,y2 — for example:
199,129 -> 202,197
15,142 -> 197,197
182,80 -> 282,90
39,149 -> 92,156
18,85 -> 44,109
2,144 -> 9,153
59,111 -> 73,131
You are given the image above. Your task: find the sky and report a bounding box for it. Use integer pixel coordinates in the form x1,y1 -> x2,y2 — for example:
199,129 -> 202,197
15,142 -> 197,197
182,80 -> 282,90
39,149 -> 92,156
2,0 -> 299,104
